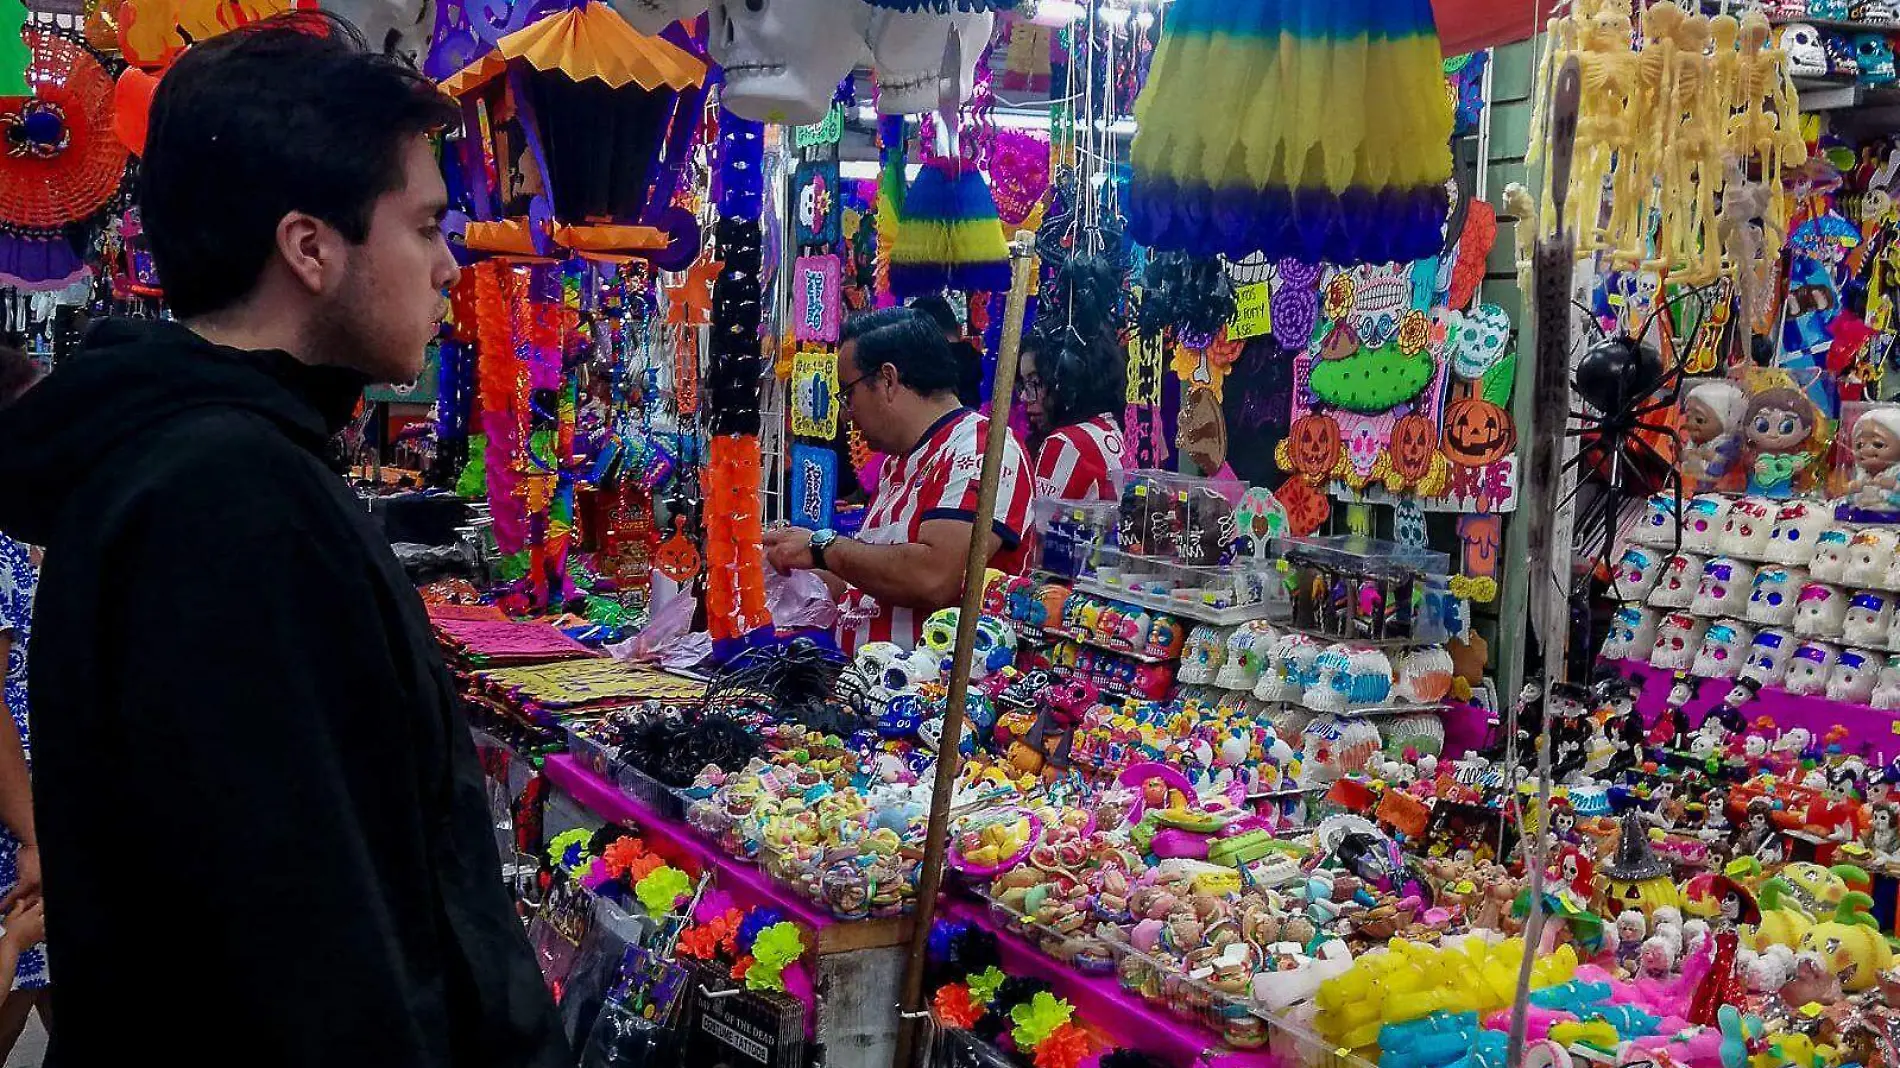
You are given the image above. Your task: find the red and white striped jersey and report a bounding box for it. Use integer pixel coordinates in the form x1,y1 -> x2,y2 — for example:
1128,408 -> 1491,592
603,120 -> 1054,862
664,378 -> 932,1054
838,408 -> 1033,654
1032,413 -> 1125,502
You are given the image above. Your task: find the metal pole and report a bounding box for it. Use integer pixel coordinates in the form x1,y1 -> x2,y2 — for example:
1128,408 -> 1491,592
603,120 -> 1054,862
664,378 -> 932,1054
892,230 -> 1039,1068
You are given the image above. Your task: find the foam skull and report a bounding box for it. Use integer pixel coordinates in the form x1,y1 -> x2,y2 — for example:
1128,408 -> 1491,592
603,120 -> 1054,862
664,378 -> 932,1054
865,8 -> 994,116
1765,500 -> 1833,565
1846,592 -> 1897,647
1747,566 -> 1808,626
1178,624 -> 1230,685
1784,641 -> 1841,696
1693,621 -> 1755,679
1795,582 -> 1850,638
1721,497 -> 1777,558
1694,557 -> 1757,618
1647,552 -> 1706,609
1635,493 -> 1683,548
1782,23 -> 1828,78
707,0 -> 872,126
1681,494 -> 1733,553
1615,547 -> 1668,600
1650,613 -> 1709,671
1857,32 -> 1898,84
1602,605 -> 1661,661
1808,527 -> 1857,583
1828,648 -> 1881,703
1739,628 -> 1798,686
1845,529 -> 1900,588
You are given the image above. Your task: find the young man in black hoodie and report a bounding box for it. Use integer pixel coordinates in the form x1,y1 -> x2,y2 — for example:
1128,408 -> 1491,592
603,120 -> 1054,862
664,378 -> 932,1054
0,15 -> 565,1066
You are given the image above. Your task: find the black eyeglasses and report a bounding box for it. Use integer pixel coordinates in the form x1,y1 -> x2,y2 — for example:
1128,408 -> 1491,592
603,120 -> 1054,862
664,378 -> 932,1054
840,373 -> 872,401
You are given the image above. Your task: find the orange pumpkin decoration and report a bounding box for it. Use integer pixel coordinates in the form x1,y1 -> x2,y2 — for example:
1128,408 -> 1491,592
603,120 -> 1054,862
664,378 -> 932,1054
1286,413 -> 1343,480
1389,414 -> 1439,483
1442,397 -> 1517,468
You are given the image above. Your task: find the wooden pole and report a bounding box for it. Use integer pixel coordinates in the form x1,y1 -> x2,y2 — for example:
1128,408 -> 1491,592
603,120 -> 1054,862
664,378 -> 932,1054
892,231 -> 1039,1068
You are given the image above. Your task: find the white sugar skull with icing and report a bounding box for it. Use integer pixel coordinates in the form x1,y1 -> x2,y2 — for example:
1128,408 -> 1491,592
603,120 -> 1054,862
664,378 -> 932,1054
1601,605 -> 1660,661
1828,648 -> 1881,704
1693,557 -> 1756,618
1680,494 -> 1733,553
1873,655 -> 1900,709
1764,500 -> 1833,565
1614,547 -> 1668,601
1692,621 -> 1754,679
1738,628 -> 1797,686
1647,553 -> 1705,609
1783,640 -> 1841,696
1745,566 -> 1807,626
1634,494 -> 1683,548
1720,496 -> 1777,558
1649,613 -> 1708,671
1794,582 -> 1849,638
1845,528 -> 1900,590
1808,526 -> 1858,583
1845,591 -> 1897,648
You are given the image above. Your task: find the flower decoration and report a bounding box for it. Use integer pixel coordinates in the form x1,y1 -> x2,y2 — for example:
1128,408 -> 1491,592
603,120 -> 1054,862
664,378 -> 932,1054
1322,273 -> 1356,322
966,966 -> 1007,1005
1010,992 -> 1076,1049
601,837 -> 648,877
549,828 -> 593,870
736,907 -> 789,956
578,856 -> 615,893
934,983 -> 986,1029
634,864 -> 692,918
1397,309 -> 1431,355
678,908 -> 742,960
1033,1022 -> 1091,1068
743,921 -> 807,991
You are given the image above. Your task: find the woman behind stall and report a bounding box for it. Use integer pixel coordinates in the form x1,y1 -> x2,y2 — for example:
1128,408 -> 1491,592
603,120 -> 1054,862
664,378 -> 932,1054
1020,321 -> 1127,502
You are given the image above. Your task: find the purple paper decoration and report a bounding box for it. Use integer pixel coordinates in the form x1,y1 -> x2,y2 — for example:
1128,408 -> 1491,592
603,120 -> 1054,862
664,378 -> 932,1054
793,255 -> 843,344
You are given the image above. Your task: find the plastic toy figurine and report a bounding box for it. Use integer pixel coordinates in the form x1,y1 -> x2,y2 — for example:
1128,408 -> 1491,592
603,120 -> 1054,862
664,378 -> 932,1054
1744,387 -> 1819,496
1680,379 -> 1748,488
1845,407 -> 1900,515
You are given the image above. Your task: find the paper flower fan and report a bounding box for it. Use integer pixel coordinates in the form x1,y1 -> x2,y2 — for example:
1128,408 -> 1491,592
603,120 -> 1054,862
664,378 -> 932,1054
0,28 -> 128,289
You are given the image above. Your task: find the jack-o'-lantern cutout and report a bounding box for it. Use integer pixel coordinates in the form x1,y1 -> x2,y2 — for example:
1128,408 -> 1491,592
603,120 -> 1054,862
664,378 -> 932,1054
1276,476 -> 1331,536
1389,414 -> 1439,483
1282,413 -> 1342,480
1443,397 -> 1517,468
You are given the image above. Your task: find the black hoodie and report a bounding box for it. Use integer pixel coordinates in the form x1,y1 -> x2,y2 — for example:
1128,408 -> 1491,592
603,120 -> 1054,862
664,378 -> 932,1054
0,320 -> 565,1067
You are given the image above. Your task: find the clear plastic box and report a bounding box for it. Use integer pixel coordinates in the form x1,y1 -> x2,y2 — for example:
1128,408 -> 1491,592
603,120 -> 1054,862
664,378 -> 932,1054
1113,469 -> 1248,566
1032,497 -> 1119,581
1273,535 -> 1451,642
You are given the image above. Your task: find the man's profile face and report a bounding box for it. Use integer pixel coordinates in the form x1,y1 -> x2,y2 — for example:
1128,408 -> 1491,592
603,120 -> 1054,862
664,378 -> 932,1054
841,340 -> 899,454
312,133 -> 458,384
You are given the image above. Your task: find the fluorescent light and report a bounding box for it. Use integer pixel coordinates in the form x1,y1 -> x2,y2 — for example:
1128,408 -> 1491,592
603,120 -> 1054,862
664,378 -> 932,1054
840,161 -> 923,180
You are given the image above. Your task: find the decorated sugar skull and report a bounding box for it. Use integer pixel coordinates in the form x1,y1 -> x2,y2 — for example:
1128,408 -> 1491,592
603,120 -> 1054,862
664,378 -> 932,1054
1614,547 -> 1668,600
1828,648 -> 1881,703
1845,529 -> 1900,589
1845,591 -> 1897,647
1681,494 -> 1732,553
1395,645 -> 1455,703
1746,566 -> 1807,626
1692,621 -> 1754,679
1302,646 -> 1354,712
1765,500 -> 1833,565
1299,715 -> 1382,784
1602,605 -> 1661,661
855,641 -> 941,711
1873,656 -> 1900,709
1256,633 -> 1322,702
1214,621 -> 1278,691
1649,613 -> 1709,671
1720,497 -> 1777,558
1794,582 -> 1850,638
971,617 -> 1018,679
1826,28 -> 1862,78
1739,628 -> 1798,686
1646,552 -> 1706,609
1808,527 -> 1857,583
1178,624 -> 1230,685
1693,557 -> 1757,618
1635,494 -> 1683,548
1856,32 -> 1897,85
920,608 -> 962,665
1782,23 -> 1828,78
1784,641 -> 1841,696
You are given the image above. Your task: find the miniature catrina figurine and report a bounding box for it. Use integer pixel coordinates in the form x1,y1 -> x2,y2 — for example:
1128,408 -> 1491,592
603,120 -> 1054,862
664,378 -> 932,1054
1681,379 -> 1748,490
1844,406 -> 1900,518
1743,387 -> 1820,497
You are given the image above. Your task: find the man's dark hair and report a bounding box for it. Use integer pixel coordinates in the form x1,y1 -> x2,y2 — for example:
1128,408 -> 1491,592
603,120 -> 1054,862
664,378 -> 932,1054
906,294 -> 962,338
139,12 -> 459,320
1026,322 -> 1127,434
0,345 -> 37,409
841,308 -> 961,398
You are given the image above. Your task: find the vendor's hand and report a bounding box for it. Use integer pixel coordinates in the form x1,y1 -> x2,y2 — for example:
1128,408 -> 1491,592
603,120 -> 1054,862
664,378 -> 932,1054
763,527 -> 816,572
3,900 -> 42,949
0,843 -> 40,915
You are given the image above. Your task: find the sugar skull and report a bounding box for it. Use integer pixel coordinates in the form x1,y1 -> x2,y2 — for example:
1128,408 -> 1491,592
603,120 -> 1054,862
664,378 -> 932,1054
1794,582 -> 1849,638
1693,557 -> 1757,618
1395,645 -> 1455,703
1781,23 -> 1828,79
1854,2 -> 1900,23
1635,493 -> 1684,548
1746,566 -> 1808,626
1180,626 -> 1227,685
1845,592 -> 1897,647
1826,29 -> 1862,78
1681,494 -> 1733,553
1143,617 -> 1188,661
855,641 -> 941,711
1739,628 -> 1798,686
1857,32 -> 1898,84
1828,648 -> 1881,703
1602,605 -> 1661,662
971,616 -> 1017,679
1720,496 -> 1777,558
1693,621 -> 1755,680
1765,500 -> 1833,565
920,608 -> 962,665
1650,613 -> 1709,671
1646,552 -> 1706,609
1784,641 -> 1842,696
1614,547 -> 1668,600
1808,527 -> 1856,583
1255,632 -> 1321,702
1302,646 -> 1354,712
1845,529 -> 1900,589
1214,621 -> 1278,691
1872,656 -> 1900,709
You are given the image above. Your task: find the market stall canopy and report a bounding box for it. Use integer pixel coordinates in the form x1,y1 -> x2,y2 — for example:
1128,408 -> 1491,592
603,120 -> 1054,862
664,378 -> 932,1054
1433,0 -> 1559,56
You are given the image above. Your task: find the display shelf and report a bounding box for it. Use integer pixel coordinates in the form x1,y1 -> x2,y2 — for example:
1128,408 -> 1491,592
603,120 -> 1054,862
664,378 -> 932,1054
1610,658 -> 1900,743
1260,699 -> 1450,719
543,754 -> 913,955
1047,632 -> 1176,664
1271,621 -> 1444,649
1076,577 -> 1275,626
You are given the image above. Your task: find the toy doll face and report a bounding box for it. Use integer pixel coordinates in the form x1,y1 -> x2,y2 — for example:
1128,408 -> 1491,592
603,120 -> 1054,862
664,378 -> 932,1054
1721,497 -> 1776,556
1795,582 -> 1848,637
1784,642 -> 1840,695
1740,629 -> 1795,685
1681,495 -> 1731,551
1683,396 -> 1727,444
1694,558 -> 1755,616
1693,622 -> 1751,679
1650,613 -> 1706,670
1748,405 -> 1812,452
1766,501 -> 1831,565
1845,593 -> 1895,644
1747,566 -> 1805,626
1828,649 -> 1878,703
1856,418 -> 1900,470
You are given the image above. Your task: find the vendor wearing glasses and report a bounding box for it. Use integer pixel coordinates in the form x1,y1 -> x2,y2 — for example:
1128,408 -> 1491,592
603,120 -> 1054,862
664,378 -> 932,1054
765,308 -> 1033,654
1019,322 -> 1127,502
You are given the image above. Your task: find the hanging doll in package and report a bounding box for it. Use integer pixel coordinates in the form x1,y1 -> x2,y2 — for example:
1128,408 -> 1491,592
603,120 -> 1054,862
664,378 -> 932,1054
1679,379 -> 1747,492
1843,406 -> 1900,518
1744,387 -> 1821,497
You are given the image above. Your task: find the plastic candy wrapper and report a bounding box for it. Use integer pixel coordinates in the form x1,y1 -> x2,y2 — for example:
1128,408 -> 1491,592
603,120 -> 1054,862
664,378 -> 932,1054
766,565 -> 839,631
608,583 -> 709,670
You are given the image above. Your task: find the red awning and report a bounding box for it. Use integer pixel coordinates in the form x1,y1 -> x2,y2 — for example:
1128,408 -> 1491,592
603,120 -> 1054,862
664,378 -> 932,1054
1434,0 -> 1562,56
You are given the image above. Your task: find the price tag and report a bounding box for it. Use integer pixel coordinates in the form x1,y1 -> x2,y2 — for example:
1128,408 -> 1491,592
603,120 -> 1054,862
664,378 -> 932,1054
1230,281 -> 1273,340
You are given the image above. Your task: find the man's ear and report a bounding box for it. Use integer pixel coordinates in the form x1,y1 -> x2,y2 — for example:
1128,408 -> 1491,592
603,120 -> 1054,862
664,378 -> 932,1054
275,211 -> 333,295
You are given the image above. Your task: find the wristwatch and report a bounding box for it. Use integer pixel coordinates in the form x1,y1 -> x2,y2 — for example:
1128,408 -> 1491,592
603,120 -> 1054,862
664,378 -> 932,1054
810,528 -> 839,570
